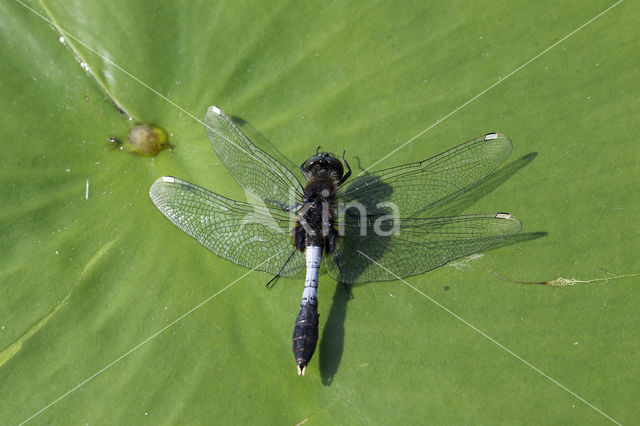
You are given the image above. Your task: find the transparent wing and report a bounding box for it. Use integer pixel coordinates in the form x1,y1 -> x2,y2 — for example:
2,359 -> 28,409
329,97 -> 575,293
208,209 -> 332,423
340,133 -> 512,216
204,106 -> 303,207
326,213 -> 521,283
150,176 -> 304,276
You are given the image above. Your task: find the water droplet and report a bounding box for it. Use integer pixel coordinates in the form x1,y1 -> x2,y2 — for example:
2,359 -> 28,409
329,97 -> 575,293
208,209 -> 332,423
66,168 -> 71,172
80,61 -> 90,72
59,36 -> 65,43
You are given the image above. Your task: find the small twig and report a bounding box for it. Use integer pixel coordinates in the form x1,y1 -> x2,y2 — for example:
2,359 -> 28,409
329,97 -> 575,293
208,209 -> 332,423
490,269 -> 640,287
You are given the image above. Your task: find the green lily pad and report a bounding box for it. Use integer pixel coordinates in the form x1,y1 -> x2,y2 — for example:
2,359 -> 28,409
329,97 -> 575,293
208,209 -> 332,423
1,0 -> 638,424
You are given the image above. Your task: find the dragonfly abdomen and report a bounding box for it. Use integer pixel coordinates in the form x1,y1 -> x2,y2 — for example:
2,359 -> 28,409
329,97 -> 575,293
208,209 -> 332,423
293,245 -> 322,376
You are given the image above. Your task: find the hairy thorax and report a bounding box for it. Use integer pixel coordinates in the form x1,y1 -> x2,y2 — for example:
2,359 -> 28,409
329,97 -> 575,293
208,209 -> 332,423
293,170 -> 339,252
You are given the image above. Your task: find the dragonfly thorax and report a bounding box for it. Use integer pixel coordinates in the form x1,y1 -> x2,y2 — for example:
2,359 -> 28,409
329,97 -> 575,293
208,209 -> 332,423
294,175 -> 339,251
293,151 -> 349,253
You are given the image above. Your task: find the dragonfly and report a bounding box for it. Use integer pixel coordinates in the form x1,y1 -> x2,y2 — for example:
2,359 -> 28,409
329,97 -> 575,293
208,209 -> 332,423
149,106 -> 521,376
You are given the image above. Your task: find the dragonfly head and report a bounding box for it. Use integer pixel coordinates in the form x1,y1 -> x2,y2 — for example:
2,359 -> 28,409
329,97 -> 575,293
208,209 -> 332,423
301,152 -> 344,181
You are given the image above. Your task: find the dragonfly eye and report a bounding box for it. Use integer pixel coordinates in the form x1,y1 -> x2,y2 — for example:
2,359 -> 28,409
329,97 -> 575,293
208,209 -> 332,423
323,156 -> 344,178
302,153 -> 344,179
302,155 -> 323,173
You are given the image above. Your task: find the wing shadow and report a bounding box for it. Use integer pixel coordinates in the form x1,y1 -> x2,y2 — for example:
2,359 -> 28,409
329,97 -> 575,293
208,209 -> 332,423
317,151 -> 543,383
427,152 -> 538,218
334,152 -> 541,287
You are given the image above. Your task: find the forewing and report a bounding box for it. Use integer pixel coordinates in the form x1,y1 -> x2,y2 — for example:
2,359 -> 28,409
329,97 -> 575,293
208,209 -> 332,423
340,134 -> 512,216
150,176 -> 304,276
326,213 -> 521,283
204,106 -> 303,207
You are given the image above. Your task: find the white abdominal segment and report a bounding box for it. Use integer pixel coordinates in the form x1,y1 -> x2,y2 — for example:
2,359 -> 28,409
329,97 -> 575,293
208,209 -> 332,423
301,246 -> 322,305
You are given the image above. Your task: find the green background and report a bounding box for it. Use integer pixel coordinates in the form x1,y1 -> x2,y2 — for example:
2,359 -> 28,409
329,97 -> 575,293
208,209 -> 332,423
1,0 -> 638,424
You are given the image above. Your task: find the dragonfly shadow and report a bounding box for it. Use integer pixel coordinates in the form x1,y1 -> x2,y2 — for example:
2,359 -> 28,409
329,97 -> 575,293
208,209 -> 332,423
487,230 -> 547,251
316,152 -> 541,383
349,155 -> 367,174
318,282 -> 349,385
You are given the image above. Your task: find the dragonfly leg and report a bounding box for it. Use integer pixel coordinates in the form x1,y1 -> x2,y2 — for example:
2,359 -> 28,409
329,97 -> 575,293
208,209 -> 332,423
293,224 -> 306,251
265,249 -> 298,288
325,226 -> 338,254
265,198 -> 300,213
